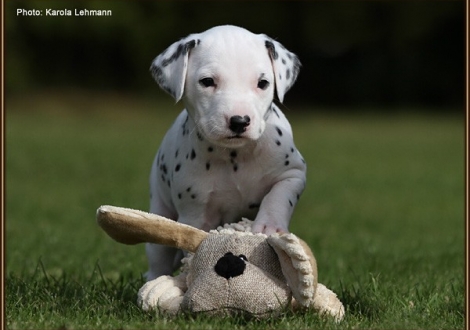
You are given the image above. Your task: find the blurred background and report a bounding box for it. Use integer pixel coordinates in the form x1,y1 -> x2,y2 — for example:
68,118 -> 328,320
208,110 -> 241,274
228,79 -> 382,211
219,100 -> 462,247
6,0 -> 465,109
5,0 -> 465,303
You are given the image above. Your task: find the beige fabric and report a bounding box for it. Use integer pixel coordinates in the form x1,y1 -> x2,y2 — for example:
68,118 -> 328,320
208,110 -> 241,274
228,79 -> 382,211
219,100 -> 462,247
96,205 -> 207,252
267,233 -> 318,308
97,206 -> 344,321
313,283 -> 346,322
182,234 -> 291,318
137,274 -> 186,315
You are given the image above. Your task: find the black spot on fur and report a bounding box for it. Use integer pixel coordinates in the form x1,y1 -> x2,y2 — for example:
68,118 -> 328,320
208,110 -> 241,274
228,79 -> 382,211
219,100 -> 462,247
206,162 -> 211,170
273,107 -> 280,118
285,160 -> 290,166
275,140 -> 281,146
150,65 -> 161,80
230,150 -> 237,158
150,41 -> 196,97
175,164 -> 181,172
160,39 -> 197,68
197,131 -> 204,141
181,114 -> 189,136
289,200 -> 293,207
233,164 -> 238,172
265,40 -> 279,60
275,127 -> 283,136
208,146 -> 214,152
264,105 -> 272,121
186,187 -> 191,192
190,149 -> 196,160
175,149 -> 179,158
156,151 -> 161,166
191,194 -> 196,199
178,193 -> 182,199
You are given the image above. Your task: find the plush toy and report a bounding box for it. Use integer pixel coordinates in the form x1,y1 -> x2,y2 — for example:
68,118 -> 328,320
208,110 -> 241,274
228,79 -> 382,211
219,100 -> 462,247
96,205 -> 345,321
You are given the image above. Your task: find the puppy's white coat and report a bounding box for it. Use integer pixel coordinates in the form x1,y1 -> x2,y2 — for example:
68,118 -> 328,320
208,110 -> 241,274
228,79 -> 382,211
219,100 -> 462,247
147,25 -> 306,280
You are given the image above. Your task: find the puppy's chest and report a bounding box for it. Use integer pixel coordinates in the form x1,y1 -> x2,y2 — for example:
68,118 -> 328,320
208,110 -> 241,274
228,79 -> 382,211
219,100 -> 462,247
170,145 -> 273,201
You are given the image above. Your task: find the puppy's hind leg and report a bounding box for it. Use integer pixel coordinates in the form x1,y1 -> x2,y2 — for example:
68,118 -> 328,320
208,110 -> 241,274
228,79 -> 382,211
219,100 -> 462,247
146,184 -> 179,280
145,243 -> 179,280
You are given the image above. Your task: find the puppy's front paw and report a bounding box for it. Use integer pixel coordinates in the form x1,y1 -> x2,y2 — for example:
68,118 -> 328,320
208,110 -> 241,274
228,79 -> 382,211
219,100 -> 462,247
252,220 -> 288,235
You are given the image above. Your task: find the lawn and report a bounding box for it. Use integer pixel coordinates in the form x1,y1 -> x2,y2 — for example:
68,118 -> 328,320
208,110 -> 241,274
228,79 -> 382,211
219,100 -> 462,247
5,93 -> 465,329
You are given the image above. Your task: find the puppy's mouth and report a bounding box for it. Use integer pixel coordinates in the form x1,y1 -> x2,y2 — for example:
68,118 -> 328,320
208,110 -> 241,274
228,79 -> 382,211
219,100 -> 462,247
207,133 -> 251,148
218,128 -> 263,147
221,134 -> 248,147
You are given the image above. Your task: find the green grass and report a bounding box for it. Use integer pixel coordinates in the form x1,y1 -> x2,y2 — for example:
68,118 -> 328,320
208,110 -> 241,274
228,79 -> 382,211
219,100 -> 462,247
6,93 -> 465,329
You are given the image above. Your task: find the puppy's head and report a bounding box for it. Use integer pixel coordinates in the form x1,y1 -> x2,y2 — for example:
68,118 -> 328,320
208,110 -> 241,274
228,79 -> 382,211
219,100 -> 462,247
151,25 -> 300,148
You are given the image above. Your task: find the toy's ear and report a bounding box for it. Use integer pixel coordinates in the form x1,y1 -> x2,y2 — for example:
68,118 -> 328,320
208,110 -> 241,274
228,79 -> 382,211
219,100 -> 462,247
96,205 -> 207,252
263,36 -> 301,103
267,233 -> 318,308
150,35 -> 200,102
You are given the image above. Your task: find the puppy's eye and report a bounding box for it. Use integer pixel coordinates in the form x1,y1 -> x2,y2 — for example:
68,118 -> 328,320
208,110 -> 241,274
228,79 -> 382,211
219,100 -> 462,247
257,79 -> 270,90
239,254 -> 247,261
199,77 -> 215,88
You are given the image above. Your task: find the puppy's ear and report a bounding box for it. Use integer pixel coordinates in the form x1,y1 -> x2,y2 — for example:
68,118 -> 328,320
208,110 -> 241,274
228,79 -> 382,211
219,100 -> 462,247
264,37 -> 301,103
150,35 -> 200,102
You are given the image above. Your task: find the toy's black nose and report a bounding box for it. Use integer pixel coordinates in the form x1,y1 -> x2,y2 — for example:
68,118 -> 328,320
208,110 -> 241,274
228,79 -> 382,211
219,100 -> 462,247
214,252 -> 247,279
229,115 -> 250,134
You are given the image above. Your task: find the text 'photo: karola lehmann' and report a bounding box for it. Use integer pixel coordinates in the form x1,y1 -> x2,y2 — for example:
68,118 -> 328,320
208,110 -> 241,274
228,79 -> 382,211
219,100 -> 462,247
16,8 -> 112,17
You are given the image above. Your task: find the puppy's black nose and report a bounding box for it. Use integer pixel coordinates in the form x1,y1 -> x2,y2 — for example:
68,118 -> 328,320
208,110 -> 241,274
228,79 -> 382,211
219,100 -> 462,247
214,252 -> 247,279
229,115 -> 251,134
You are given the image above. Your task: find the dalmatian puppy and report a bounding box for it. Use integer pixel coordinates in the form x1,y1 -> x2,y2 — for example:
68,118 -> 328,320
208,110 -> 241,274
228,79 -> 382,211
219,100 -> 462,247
147,25 -> 307,280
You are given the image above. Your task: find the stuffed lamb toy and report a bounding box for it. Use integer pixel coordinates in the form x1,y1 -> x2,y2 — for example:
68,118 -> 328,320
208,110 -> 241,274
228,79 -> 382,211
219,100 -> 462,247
96,205 -> 344,321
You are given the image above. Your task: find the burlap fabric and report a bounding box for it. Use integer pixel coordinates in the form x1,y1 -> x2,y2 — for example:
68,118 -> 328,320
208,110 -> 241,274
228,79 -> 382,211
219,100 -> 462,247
181,233 -> 291,317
